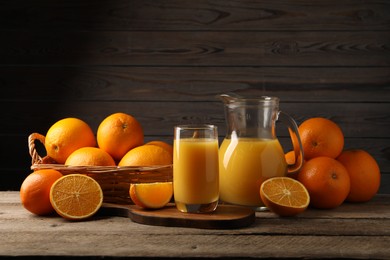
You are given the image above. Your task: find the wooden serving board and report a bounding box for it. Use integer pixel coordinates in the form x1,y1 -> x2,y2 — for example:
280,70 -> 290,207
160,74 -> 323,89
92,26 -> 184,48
99,203 -> 255,229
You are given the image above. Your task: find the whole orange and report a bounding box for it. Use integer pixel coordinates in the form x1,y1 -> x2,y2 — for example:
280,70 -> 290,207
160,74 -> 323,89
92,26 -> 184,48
297,156 -> 350,209
97,112 -> 144,161
20,169 -> 63,215
337,149 -> 381,202
45,118 -> 96,164
118,144 -> 172,166
65,147 -> 116,166
145,140 -> 173,156
298,117 -> 344,160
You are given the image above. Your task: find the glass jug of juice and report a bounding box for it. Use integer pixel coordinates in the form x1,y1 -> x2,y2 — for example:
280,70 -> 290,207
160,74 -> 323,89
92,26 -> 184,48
219,93 -> 304,207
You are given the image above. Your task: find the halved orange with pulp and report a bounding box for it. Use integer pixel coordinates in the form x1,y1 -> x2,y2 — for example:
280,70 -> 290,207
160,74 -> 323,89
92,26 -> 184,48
260,177 -> 310,217
50,174 -> 103,220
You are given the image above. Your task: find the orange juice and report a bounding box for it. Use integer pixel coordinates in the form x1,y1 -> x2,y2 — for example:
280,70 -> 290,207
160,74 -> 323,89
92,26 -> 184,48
173,138 -> 219,205
219,138 -> 287,207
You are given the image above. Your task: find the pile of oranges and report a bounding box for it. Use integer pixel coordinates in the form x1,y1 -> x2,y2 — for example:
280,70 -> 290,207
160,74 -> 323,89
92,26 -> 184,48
43,112 -> 173,167
261,117 -> 381,217
20,112 -> 174,219
286,117 -> 381,210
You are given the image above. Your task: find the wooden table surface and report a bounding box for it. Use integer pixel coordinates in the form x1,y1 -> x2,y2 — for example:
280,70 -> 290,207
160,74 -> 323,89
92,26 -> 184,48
1,191 -> 389,259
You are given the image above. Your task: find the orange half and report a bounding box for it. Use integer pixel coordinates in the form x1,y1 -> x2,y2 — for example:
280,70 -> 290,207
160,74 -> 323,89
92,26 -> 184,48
260,177 -> 310,217
50,174 -> 103,220
130,182 -> 173,209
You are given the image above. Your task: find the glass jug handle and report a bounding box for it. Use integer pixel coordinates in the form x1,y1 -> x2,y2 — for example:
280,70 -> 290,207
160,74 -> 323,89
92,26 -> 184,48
278,111 -> 304,175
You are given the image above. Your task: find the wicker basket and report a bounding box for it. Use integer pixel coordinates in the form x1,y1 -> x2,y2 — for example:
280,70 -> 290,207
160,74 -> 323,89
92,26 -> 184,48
28,133 -> 173,204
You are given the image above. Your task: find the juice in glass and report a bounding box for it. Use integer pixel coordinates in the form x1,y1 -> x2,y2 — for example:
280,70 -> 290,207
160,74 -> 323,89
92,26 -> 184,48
173,125 -> 219,213
219,137 -> 287,207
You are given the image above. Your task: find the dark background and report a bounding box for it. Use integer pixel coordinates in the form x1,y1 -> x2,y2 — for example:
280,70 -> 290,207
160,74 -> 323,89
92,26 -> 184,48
0,0 -> 389,193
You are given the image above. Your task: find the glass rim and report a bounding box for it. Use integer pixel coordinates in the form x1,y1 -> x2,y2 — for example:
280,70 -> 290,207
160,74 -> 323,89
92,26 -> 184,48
220,94 -> 280,104
230,96 -> 279,103
174,124 -> 217,130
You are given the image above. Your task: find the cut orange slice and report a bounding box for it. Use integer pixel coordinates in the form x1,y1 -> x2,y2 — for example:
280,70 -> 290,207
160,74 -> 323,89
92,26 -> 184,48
50,174 -> 103,220
260,177 -> 310,217
130,182 -> 173,209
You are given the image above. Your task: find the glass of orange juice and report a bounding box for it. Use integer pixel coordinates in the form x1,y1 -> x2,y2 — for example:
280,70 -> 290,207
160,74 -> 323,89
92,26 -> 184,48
173,124 -> 219,213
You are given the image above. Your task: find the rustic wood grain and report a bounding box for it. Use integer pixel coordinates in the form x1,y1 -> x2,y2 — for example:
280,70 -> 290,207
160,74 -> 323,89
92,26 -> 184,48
0,0 -> 388,31
100,203 -> 255,229
1,67 -> 389,102
2,101 -> 388,138
1,31 -> 388,66
0,192 -> 389,259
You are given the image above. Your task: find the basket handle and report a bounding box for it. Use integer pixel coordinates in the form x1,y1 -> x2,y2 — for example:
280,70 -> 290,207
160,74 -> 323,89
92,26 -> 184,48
28,133 -> 46,165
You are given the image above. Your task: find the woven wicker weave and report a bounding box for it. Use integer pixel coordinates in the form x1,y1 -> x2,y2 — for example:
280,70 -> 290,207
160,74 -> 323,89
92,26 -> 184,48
28,133 -> 173,204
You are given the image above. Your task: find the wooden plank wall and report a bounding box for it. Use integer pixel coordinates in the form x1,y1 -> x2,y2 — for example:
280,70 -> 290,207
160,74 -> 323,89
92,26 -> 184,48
0,0 -> 389,193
